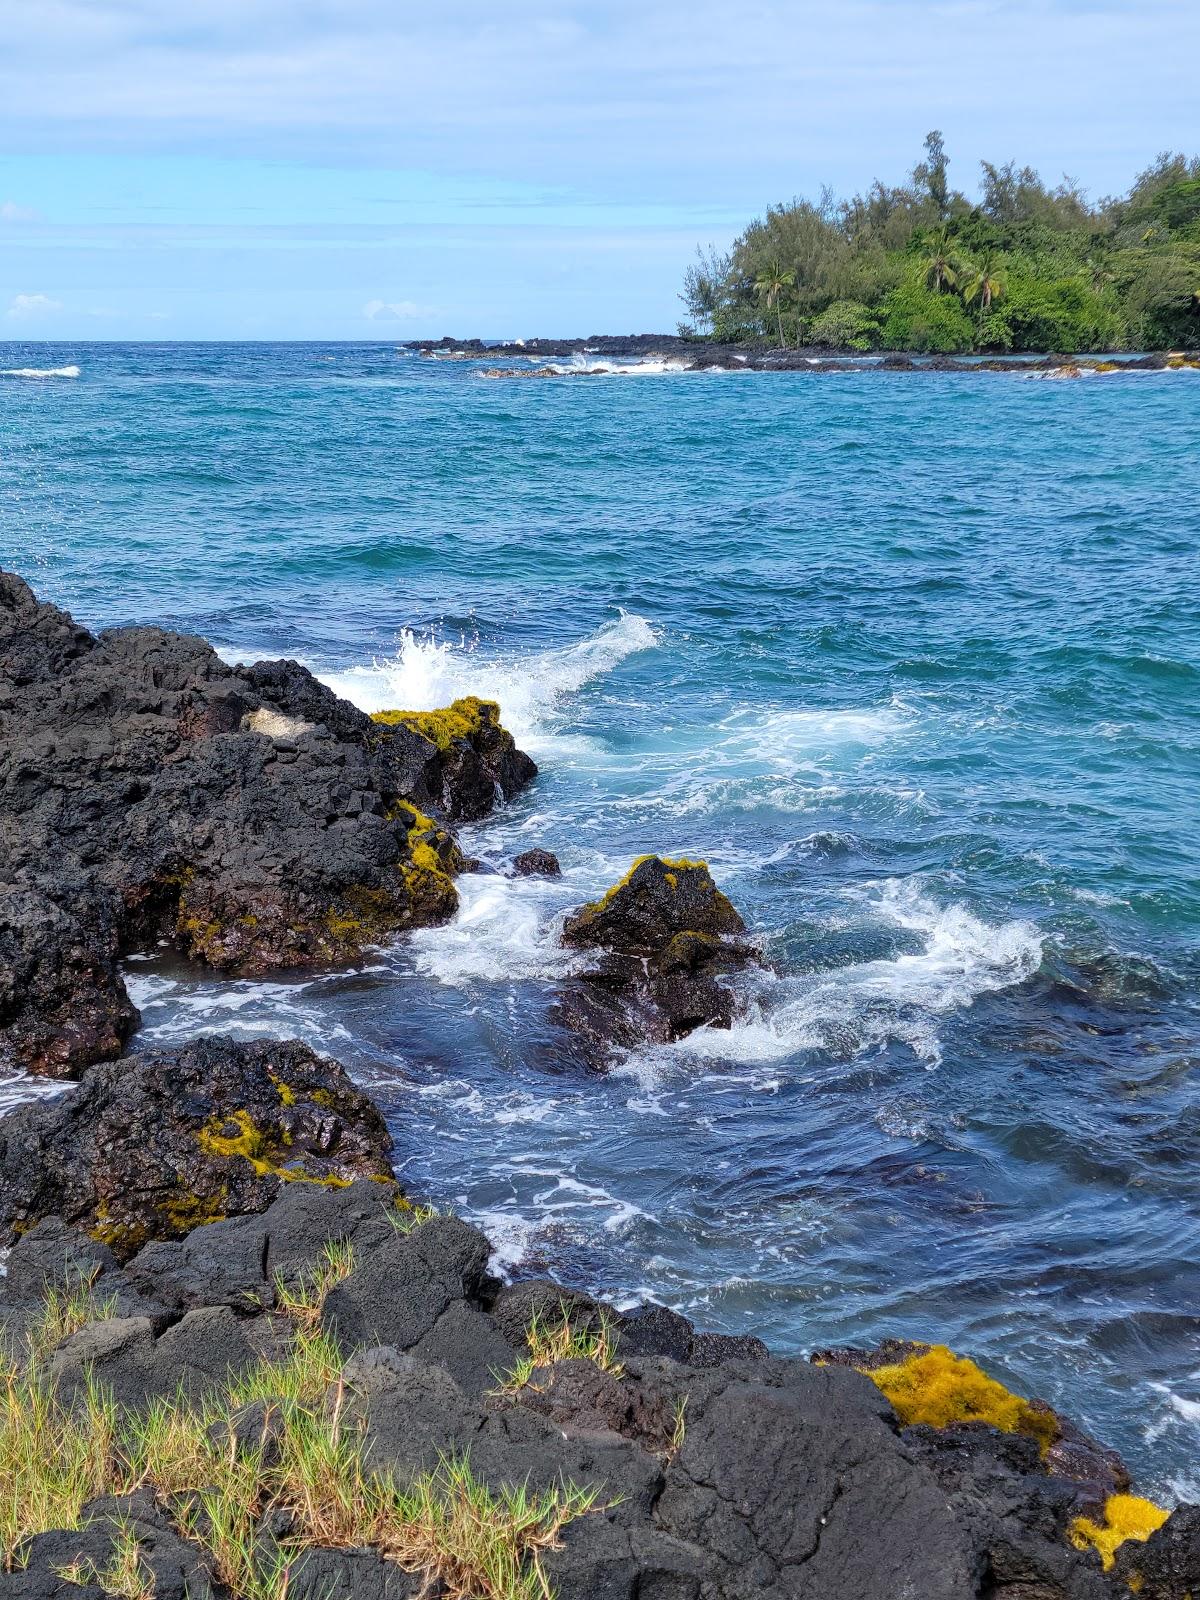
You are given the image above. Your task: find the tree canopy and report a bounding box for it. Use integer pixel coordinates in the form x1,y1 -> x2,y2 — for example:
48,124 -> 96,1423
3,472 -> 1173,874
680,138 -> 1200,352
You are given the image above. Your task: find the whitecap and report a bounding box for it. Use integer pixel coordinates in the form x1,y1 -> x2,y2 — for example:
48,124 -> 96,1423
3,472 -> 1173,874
543,355 -> 692,377
672,878 -> 1042,1070
318,611 -> 658,749
1,365 -> 80,379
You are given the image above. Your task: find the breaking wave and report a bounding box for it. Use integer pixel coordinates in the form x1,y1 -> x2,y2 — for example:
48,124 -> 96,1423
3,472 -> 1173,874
1,365 -> 80,379
319,611 -> 658,746
675,879 -> 1043,1069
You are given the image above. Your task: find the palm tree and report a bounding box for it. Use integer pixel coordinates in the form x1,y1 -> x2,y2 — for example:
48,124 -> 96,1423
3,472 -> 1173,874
754,261 -> 796,347
963,257 -> 1006,328
921,227 -> 965,294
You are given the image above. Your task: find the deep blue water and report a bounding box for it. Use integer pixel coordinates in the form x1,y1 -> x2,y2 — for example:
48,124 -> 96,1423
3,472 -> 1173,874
2,342 -> 1199,1496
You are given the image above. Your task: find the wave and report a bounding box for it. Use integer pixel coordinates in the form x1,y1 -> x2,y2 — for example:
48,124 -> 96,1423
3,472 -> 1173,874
318,611 -> 658,746
0,365 -> 80,379
408,870 -> 581,987
673,878 -> 1043,1069
0,1073 -> 68,1118
543,356 -> 693,377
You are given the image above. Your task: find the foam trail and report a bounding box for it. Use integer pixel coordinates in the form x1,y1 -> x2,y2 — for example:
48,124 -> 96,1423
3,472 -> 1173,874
1,365 -> 80,379
677,879 -> 1043,1069
408,872 -> 579,987
319,612 -> 658,744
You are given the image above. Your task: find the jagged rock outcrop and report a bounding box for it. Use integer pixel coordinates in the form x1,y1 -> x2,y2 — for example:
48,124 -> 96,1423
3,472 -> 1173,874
557,854 -> 759,1052
0,1037 -> 395,1258
370,696 -> 536,822
0,572 -> 536,1076
2,1186 -> 1193,1599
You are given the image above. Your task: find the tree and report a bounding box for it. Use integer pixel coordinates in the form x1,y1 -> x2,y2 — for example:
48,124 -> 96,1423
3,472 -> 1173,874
679,245 -> 731,336
921,226 -> 966,293
914,130 -> 951,220
963,257 -> 1006,326
754,261 -> 796,347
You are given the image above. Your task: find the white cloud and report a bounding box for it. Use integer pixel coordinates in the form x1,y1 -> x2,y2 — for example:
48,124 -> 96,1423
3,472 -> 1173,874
363,298 -> 425,321
6,293 -> 63,319
0,201 -> 39,223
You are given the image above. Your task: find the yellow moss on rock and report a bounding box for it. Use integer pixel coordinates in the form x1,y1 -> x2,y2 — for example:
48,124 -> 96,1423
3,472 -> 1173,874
196,1109 -> 350,1189
863,1345 -> 1059,1453
370,695 -> 498,751
592,854 -> 711,909
1069,1494 -> 1170,1571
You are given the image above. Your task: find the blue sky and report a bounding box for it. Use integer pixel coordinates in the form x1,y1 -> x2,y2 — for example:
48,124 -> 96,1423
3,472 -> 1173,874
1,1 -> 1196,339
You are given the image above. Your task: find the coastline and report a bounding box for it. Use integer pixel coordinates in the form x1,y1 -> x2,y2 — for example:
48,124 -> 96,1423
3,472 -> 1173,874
2,571 -> 1198,1597
405,335 -> 1200,376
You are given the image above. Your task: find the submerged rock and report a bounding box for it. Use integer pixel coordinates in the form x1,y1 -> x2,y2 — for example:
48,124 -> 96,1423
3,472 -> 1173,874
557,854 -> 759,1052
511,846 -> 561,877
0,1036 -> 395,1258
0,573 -> 535,1075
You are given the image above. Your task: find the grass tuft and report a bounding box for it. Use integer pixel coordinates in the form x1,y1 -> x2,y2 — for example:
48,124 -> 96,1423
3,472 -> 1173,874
2,1281 -> 602,1599
52,1519 -> 154,1599
273,1240 -> 357,1329
499,1305 -> 624,1396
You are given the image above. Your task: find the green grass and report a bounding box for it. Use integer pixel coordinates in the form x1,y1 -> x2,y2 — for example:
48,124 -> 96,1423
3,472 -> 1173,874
272,1238 -> 358,1329
498,1305 -> 624,1396
1,1279 -> 603,1599
385,1201 -> 442,1236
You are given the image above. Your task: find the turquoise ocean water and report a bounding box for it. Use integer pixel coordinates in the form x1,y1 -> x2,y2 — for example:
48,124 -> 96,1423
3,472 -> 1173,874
2,342 -> 1198,1494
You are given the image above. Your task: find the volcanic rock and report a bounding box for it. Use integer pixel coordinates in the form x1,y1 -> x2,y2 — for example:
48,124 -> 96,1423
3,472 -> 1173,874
557,854 -> 759,1051
1,1178 -> 1191,1597
0,1036 -> 395,1258
511,846 -> 562,877
0,572 -> 535,1076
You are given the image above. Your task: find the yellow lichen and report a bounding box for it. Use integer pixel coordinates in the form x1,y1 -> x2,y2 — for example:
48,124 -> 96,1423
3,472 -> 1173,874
159,1191 -> 228,1232
370,695 -> 497,752
1068,1494 -> 1170,1571
271,1074 -> 297,1107
863,1345 -> 1059,1454
590,854 -> 710,909
195,1109 -> 350,1189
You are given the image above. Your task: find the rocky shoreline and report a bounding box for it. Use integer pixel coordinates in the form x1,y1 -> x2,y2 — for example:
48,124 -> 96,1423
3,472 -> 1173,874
404,336 -> 1200,377
3,572 -> 1198,1598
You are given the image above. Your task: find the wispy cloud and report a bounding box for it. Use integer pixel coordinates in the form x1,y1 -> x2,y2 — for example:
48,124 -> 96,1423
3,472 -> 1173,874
0,201 -> 40,223
6,292 -> 63,319
363,298 -> 428,321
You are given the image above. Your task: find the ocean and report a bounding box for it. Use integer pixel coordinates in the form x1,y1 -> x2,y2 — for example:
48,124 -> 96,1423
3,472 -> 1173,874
2,341 -> 1198,1496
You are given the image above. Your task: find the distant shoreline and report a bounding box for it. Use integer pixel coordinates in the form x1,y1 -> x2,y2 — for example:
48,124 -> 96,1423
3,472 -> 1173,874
404,336 -> 1199,377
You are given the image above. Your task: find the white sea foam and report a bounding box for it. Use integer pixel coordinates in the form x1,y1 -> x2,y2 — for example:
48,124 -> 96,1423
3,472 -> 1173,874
0,1073 -> 68,1117
408,871 -> 579,987
318,611 -> 658,749
543,355 -> 692,377
0,365 -> 80,379
673,878 -> 1043,1070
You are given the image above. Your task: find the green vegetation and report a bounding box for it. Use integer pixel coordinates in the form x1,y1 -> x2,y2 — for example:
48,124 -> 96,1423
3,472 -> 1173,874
3,1275 -> 602,1599
680,136 -> 1200,351
499,1305 -> 624,1396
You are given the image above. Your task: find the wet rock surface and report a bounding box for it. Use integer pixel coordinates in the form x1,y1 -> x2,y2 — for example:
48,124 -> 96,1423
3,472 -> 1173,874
511,846 -> 562,877
0,1036 -> 396,1258
2,1184 -> 1193,1599
557,854 -> 760,1052
0,573 -> 535,1076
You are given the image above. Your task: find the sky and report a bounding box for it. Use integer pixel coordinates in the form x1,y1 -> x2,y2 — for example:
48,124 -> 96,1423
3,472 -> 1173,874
1,0 -> 1197,340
